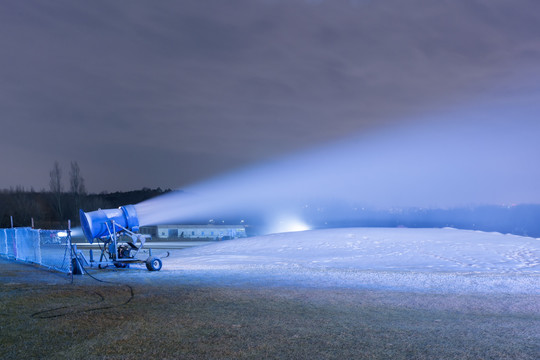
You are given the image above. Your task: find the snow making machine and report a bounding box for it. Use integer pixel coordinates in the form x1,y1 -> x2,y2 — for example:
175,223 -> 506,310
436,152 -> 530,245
79,205 -> 163,271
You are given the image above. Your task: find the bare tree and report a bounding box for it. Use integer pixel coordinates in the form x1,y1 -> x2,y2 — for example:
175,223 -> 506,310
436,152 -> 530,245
69,161 -> 86,217
49,161 -> 63,194
49,161 -> 63,220
69,161 -> 86,195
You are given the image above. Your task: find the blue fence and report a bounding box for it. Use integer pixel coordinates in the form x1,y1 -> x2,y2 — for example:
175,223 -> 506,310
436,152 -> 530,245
0,227 -> 71,273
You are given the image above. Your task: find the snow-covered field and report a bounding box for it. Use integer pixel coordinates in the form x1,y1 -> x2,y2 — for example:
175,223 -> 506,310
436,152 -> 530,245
165,227 -> 540,294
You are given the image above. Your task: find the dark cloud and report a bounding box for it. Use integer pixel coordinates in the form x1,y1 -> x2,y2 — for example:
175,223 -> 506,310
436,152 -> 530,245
1,0 -> 540,199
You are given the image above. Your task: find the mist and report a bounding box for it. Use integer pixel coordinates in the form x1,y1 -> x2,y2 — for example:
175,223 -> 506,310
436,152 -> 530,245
136,100 -> 540,228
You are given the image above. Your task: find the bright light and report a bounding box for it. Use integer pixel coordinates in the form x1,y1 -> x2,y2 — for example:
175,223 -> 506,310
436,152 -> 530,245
70,227 -> 83,237
57,231 -> 68,237
271,216 -> 310,234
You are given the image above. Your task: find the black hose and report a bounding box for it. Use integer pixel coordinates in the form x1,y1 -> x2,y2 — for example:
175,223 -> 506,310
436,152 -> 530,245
31,246 -> 134,319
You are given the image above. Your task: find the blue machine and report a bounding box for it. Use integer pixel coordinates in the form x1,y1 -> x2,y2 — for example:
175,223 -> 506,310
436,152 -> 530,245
79,205 -> 162,271
80,205 -> 139,244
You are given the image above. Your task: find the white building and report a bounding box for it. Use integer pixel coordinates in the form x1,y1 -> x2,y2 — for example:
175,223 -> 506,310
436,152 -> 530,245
141,224 -> 247,240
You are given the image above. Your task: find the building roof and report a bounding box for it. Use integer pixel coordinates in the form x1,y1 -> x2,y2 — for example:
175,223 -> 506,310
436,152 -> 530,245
147,224 -> 245,229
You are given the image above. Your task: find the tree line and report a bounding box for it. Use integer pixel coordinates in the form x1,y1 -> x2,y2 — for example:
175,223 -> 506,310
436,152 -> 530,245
0,161 -> 170,229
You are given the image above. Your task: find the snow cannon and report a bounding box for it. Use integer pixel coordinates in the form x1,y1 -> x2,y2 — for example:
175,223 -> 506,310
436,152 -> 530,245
78,205 -> 163,271
80,205 -> 139,244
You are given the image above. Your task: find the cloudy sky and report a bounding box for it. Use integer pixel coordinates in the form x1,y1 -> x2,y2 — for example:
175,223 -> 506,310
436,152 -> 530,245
1,0 -> 540,206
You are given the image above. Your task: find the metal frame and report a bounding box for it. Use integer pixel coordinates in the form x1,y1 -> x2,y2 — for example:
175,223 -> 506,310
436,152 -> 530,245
72,219 -> 162,271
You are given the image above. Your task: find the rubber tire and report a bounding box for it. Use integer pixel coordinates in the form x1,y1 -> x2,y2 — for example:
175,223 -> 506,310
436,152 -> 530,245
146,257 -> 162,271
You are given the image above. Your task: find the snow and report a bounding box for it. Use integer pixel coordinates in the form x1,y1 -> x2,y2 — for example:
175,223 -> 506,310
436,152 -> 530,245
164,228 -> 540,294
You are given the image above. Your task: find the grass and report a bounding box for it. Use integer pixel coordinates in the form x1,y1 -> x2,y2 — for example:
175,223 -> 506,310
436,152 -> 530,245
1,258 -> 539,359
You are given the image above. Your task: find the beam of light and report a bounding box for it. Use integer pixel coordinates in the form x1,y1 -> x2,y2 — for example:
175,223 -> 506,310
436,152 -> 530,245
267,215 -> 311,234
135,99 -> 540,230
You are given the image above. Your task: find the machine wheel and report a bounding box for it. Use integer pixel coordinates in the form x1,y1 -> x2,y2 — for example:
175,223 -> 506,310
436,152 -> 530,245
146,257 -> 162,271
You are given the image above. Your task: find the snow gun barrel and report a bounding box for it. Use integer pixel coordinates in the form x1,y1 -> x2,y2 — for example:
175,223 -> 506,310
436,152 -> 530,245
79,205 -> 140,244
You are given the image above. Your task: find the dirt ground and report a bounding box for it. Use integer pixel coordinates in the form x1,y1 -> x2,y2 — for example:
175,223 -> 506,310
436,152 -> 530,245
1,257 -> 539,359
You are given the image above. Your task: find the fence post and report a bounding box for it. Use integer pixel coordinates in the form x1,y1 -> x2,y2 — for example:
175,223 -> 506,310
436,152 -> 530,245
0,229 -> 6,255
10,216 -> 13,228
13,228 -> 18,260
68,220 -> 72,274
34,229 -> 42,265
